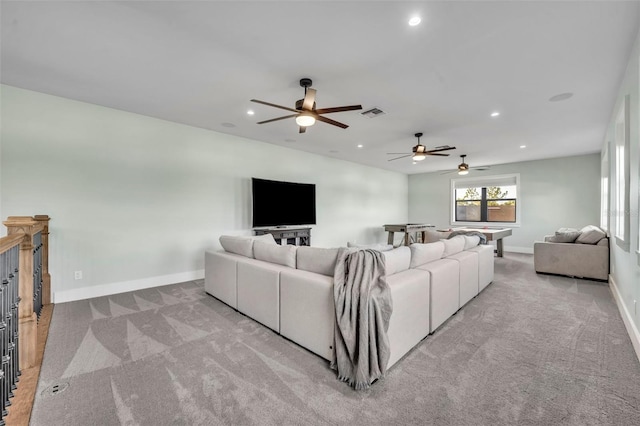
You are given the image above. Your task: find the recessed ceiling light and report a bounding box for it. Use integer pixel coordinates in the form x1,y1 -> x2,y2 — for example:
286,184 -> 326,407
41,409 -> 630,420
408,16 -> 421,26
357,144 -> 363,148
520,145 -> 527,149
221,122 -> 236,128
490,112 -> 500,117
247,110 -> 254,115
549,92 -> 573,102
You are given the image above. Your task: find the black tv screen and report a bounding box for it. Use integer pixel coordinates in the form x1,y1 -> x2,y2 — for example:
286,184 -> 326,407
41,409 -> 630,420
251,178 -> 316,227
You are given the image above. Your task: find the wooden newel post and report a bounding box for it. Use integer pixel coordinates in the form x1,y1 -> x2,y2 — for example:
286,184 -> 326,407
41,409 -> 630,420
3,216 -> 43,369
34,215 -> 51,306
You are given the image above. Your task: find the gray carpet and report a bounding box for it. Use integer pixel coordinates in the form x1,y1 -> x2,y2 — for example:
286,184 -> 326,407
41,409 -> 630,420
31,253 -> 640,425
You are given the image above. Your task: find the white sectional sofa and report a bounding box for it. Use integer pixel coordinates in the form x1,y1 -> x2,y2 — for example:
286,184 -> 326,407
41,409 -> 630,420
204,234 -> 494,369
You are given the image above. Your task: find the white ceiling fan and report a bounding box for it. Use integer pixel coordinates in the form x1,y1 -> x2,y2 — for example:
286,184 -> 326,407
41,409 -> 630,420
441,154 -> 491,175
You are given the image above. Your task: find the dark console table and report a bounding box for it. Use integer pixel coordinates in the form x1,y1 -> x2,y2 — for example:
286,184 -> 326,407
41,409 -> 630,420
254,227 -> 311,246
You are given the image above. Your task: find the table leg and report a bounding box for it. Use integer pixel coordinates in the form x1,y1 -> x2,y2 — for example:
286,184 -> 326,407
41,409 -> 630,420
496,238 -> 504,257
387,231 -> 394,245
404,233 -> 410,246
421,231 -> 426,244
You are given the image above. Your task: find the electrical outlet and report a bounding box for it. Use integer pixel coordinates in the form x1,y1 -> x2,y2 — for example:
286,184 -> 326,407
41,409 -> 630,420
74,271 -> 83,280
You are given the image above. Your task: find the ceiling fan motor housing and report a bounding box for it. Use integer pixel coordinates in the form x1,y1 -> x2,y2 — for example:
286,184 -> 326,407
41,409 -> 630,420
295,98 -> 316,111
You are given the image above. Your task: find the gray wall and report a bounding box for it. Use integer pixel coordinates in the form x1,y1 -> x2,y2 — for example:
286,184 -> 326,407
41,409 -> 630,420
408,154 -> 601,253
0,85 -> 408,302
604,27 -> 640,349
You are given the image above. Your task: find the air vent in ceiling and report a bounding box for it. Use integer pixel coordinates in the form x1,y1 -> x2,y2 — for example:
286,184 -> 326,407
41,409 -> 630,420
360,107 -> 386,118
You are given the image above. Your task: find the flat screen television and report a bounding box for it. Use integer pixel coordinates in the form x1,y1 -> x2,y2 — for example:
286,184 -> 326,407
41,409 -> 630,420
251,178 -> 316,228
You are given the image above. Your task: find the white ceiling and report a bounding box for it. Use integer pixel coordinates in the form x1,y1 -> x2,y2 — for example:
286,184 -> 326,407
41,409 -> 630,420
2,1 -> 639,174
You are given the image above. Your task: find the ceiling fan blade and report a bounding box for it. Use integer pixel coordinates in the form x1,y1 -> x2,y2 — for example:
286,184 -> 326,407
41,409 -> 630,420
388,154 -> 413,162
425,146 -> 457,154
314,105 -> 363,114
315,115 -> 348,129
251,99 -> 299,113
426,153 -> 450,156
299,126 -> 306,134
386,152 -> 411,155
256,114 -> 299,124
302,88 -> 316,110
439,170 -> 457,175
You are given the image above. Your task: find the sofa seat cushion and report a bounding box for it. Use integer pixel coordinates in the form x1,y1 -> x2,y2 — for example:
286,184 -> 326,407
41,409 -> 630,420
237,259 -> 288,332
383,246 -> 411,276
386,268 -> 431,368
253,240 -> 297,268
296,246 -> 339,276
416,259 -> 460,333
575,225 -> 606,245
447,250 -> 479,308
204,250 -> 242,308
410,242 -> 445,268
280,269 -> 335,361
468,245 -> 495,291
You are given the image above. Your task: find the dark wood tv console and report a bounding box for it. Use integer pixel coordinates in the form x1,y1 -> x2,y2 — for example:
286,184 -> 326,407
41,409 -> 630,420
254,227 -> 311,246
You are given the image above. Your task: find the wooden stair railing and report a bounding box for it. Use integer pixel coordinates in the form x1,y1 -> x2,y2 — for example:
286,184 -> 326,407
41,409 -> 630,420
0,215 -> 51,424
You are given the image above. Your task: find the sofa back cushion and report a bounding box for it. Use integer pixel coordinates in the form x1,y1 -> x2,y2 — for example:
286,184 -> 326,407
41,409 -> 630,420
219,235 -> 255,258
346,242 -> 394,251
575,225 -> 606,245
441,236 -> 465,257
382,246 -> 411,276
296,246 -> 339,276
253,241 -> 297,268
463,235 -> 481,250
410,242 -> 445,268
219,234 -> 277,258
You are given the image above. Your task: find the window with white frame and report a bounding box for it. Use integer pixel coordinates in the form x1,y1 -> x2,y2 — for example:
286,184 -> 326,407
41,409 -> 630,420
451,174 -> 520,226
614,95 -> 630,250
600,143 -> 609,231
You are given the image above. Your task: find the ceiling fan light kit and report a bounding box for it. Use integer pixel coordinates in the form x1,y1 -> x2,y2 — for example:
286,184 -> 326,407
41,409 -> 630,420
251,78 -> 362,133
458,154 -> 470,175
295,113 -> 315,127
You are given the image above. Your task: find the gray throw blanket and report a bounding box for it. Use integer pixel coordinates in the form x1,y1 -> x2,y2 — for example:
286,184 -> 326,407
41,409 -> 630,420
331,248 -> 393,390
447,230 -> 487,245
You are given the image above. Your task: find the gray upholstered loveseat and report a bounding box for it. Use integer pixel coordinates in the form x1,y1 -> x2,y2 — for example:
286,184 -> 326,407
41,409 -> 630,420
533,225 -> 609,281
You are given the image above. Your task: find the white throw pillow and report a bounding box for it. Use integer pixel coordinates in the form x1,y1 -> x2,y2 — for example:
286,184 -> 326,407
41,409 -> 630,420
462,235 -> 481,250
219,235 -> 254,258
253,240 -> 297,268
296,246 -> 339,276
409,242 -> 445,268
382,246 -> 411,276
441,236 -> 465,257
575,225 -> 606,245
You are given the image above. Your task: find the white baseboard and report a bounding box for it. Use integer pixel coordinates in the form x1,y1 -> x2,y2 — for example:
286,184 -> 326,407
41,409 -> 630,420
504,245 -> 534,254
609,275 -> 640,363
53,269 -> 205,304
